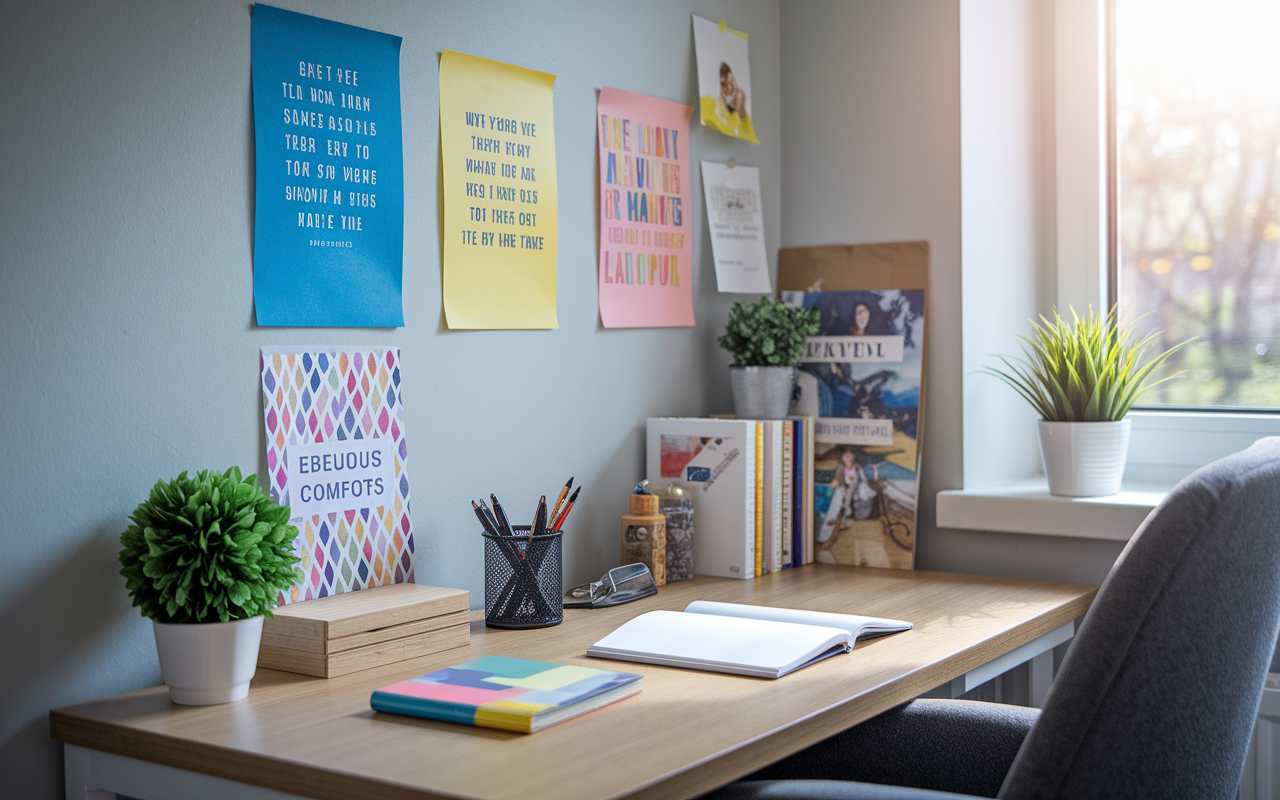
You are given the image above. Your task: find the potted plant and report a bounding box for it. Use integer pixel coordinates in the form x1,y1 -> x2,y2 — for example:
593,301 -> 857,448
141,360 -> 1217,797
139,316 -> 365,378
984,306 -> 1185,496
718,296 -> 821,419
119,467 -> 301,705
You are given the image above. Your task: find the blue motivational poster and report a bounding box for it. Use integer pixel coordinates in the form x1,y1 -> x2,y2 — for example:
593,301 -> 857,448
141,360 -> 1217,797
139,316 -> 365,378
252,5 -> 404,327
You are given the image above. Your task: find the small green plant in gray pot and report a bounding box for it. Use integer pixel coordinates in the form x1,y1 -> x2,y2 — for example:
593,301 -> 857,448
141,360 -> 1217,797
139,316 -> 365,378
718,296 -> 821,419
119,467 -> 302,704
983,306 -> 1185,496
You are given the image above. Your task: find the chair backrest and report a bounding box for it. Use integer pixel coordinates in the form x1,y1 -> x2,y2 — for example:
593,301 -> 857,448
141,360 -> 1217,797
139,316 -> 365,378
1000,437 -> 1280,800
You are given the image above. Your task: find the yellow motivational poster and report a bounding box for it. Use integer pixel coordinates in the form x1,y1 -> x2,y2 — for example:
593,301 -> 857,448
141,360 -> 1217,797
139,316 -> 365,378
440,50 -> 558,329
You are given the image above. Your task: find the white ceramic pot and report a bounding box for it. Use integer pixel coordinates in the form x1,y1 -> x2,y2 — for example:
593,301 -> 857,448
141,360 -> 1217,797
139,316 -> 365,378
152,615 -> 264,705
1037,419 -> 1131,497
729,365 -> 796,419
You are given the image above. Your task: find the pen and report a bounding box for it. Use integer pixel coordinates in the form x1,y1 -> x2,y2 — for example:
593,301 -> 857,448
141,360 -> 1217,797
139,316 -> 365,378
532,495 -> 548,537
551,485 -> 581,531
477,498 -> 501,535
490,494 -> 515,538
547,477 -> 573,530
471,500 -> 500,537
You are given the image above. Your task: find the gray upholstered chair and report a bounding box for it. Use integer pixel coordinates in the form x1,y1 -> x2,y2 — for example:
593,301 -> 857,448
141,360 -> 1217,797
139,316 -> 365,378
708,437 -> 1280,800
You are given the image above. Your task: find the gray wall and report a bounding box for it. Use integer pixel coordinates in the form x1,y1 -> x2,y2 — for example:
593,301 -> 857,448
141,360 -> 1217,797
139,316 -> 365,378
0,1 -> 781,795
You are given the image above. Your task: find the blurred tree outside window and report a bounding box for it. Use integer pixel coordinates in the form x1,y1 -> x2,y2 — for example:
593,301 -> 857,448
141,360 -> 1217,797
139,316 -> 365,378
1117,0 -> 1280,408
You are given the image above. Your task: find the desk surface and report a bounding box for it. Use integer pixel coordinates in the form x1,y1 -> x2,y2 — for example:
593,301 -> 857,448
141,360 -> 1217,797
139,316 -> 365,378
50,565 -> 1097,800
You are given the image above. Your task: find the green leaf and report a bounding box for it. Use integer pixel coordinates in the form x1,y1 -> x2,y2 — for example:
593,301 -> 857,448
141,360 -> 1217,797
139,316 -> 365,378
116,466 -> 302,623
980,305 -> 1194,422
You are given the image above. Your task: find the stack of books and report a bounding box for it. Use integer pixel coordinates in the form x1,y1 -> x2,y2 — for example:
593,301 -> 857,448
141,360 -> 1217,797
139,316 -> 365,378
646,416 -> 815,579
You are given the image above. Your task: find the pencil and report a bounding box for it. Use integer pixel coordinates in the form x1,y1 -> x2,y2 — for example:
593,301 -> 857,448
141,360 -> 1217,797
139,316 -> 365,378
551,485 -> 581,531
548,477 -> 573,529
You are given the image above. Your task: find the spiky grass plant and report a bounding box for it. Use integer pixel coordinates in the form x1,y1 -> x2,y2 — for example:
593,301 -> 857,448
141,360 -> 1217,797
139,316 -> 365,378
119,467 -> 302,624
984,306 -> 1187,422
719,296 -> 822,367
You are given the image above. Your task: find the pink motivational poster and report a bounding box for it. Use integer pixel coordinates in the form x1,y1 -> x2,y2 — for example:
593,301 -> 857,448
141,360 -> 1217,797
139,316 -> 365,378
597,87 -> 695,328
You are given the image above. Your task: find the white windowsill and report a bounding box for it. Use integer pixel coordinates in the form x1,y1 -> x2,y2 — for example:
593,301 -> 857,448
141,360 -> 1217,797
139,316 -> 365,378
936,478 -> 1174,541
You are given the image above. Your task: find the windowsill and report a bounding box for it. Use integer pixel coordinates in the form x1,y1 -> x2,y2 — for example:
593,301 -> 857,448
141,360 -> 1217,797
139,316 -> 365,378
936,478 -> 1174,541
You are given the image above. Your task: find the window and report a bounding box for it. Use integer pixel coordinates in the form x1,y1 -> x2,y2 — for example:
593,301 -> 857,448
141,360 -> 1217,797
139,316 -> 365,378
1115,0 -> 1280,409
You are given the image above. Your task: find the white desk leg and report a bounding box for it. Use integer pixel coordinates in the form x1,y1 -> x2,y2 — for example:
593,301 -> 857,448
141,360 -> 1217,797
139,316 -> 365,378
1028,650 -> 1055,708
940,622 -> 1074,701
64,745 -> 116,800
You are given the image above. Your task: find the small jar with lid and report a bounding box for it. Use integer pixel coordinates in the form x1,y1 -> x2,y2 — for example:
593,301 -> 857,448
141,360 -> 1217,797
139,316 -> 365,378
620,481 -> 666,586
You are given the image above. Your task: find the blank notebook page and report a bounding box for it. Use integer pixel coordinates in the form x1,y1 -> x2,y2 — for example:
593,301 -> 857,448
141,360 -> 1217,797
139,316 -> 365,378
683,601 -> 912,637
588,609 -> 850,672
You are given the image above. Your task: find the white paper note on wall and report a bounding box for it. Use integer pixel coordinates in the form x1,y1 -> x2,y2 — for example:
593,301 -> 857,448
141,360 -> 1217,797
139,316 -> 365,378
701,161 -> 772,294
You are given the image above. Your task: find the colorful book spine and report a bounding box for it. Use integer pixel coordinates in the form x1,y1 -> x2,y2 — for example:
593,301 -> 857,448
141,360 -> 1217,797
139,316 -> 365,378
747,422 -> 757,576
760,421 -> 769,575
770,420 -> 783,573
803,415 -> 815,564
792,418 -> 802,568
781,420 -> 793,569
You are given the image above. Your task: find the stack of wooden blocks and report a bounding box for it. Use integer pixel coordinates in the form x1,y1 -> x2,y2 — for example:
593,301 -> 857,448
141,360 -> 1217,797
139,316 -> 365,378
258,584 -> 471,678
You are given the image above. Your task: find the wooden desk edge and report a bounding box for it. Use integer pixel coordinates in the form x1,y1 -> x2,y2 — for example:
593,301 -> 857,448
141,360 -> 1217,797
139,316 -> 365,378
49,589 -> 1096,800
50,711 -> 441,800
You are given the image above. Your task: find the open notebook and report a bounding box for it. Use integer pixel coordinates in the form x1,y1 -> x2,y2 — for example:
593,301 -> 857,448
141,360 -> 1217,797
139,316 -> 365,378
587,601 -> 912,679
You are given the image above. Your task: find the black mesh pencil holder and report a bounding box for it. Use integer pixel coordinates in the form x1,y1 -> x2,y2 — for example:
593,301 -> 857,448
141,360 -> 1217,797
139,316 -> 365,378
483,526 -> 563,629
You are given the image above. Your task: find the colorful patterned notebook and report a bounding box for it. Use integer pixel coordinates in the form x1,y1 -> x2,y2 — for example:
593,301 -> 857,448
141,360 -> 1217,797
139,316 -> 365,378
371,656 -> 642,733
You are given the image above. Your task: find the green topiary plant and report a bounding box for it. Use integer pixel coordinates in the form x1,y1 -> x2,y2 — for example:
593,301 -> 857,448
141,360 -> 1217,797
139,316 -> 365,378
718,296 -> 822,367
119,467 -> 302,624
982,305 -> 1188,422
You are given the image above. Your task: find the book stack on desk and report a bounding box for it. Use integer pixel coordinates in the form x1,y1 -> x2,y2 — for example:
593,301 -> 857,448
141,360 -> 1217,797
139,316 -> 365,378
647,417 -> 815,580
258,583 -> 471,678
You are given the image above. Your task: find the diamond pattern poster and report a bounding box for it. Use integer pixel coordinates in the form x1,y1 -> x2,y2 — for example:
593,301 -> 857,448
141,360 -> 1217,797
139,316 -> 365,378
260,347 -> 413,603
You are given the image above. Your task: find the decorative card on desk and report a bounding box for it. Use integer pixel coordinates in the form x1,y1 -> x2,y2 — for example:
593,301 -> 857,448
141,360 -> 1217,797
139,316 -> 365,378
260,347 -> 413,604
779,243 -> 929,570
371,656 -> 642,733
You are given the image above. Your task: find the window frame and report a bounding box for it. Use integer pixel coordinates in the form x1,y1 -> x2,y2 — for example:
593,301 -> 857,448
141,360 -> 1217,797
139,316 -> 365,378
1059,0 -> 1280,479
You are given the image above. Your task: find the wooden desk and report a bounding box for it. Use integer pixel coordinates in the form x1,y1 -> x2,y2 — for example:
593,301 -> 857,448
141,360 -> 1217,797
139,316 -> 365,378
51,565 -> 1096,800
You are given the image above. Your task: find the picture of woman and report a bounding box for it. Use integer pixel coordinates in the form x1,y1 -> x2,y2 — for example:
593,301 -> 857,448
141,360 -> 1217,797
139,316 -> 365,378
851,301 -> 872,335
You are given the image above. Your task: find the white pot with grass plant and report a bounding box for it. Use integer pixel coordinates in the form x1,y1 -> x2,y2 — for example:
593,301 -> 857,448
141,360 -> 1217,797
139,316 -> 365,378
118,467 -> 302,705
718,296 -> 821,419
984,307 -> 1186,497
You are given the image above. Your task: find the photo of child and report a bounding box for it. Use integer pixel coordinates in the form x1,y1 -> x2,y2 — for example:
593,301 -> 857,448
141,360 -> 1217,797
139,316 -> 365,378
719,62 -> 746,116
693,15 -> 760,144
